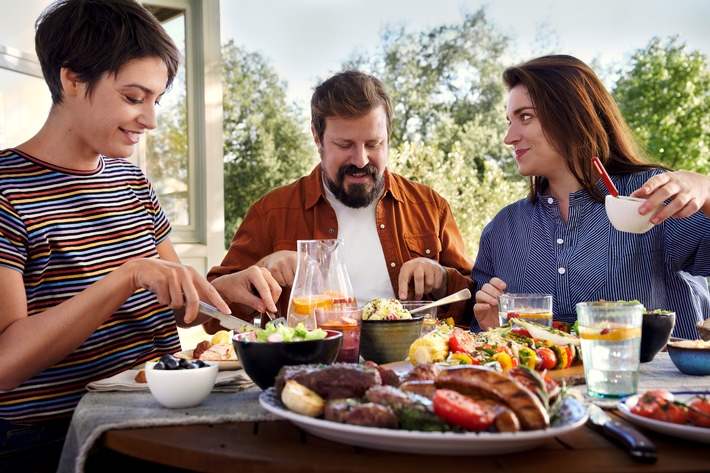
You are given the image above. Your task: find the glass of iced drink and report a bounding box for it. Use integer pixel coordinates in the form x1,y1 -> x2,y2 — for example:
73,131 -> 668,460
576,301 -> 643,398
400,301 -> 437,336
498,293 -> 553,326
314,306 -> 362,363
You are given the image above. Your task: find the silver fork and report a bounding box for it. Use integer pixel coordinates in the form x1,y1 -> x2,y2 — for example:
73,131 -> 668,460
266,311 -> 287,327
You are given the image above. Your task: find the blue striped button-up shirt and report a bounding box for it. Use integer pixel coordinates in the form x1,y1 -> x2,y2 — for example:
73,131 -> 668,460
472,169 -> 710,339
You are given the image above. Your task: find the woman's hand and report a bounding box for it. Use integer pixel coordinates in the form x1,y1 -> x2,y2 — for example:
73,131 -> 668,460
473,277 -> 507,331
128,259 -> 230,324
632,171 -> 710,222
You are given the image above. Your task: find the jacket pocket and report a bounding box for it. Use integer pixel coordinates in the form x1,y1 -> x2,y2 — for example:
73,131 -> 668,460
404,232 -> 442,260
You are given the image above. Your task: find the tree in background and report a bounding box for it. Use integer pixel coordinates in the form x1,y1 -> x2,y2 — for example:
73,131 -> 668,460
222,41 -> 316,247
341,9 -> 524,256
613,36 -> 710,174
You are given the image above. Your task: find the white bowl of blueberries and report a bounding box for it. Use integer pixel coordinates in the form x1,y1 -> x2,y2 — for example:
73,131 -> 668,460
145,354 -> 218,408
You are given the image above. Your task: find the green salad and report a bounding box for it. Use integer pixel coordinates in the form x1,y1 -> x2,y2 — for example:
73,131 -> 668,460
255,322 -> 327,343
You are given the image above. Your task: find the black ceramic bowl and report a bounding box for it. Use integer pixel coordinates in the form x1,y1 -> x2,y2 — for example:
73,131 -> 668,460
233,330 -> 342,390
640,311 -> 675,363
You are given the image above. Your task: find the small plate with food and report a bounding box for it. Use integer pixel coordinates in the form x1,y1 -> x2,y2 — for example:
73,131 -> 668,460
259,363 -> 588,455
618,390 -> 710,443
176,330 -> 241,370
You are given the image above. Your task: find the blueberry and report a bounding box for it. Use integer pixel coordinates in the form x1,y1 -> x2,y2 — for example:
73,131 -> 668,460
163,356 -> 180,370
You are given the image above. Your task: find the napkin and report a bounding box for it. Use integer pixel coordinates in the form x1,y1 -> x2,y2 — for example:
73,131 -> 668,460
86,369 -> 254,393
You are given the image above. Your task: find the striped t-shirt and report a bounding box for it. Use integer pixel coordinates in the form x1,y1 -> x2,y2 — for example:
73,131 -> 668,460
0,149 -> 180,423
472,169 -> 710,339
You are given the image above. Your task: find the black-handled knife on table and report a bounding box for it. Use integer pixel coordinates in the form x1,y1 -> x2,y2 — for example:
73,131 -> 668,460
587,404 -> 657,463
198,301 -> 259,333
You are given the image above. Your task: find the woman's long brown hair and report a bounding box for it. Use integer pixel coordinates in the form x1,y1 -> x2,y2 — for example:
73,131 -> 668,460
502,55 -> 668,203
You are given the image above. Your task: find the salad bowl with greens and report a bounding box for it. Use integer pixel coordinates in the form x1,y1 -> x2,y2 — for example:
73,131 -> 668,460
233,322 -> 342,389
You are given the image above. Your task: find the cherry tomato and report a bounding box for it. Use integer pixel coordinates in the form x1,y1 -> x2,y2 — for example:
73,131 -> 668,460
688,397 -> 710,428
552,321 -> 570,333
630,390 -> 674,418
653,402 -> 689,425
433,389 -> 496,431
535,347 -> 557,370
448,330 -> 477,354
511,326 -> 532,338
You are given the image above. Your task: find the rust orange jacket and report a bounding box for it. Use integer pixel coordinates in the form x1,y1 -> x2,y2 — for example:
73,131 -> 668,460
208,165 -> 474,327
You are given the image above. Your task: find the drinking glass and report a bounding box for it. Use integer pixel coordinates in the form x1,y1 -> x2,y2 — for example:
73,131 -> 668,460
498,293 -> 553,326
314,306 -> 362,363
576,301 -> 643,398
401,301 -> 437,336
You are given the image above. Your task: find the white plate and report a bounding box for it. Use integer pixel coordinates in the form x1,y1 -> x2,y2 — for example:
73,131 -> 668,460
618,391 -> 710,444
259,388 -> 588,455
175,349 -> 241,371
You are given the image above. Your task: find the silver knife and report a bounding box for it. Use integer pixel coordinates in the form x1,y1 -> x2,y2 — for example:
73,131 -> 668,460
587,404 -> 657,463
198,301 -> 259,333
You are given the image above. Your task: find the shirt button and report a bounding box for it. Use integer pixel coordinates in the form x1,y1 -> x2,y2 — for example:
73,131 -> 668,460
547,197 -> 554,205
425,249 -> 431,255
328,228 -> 335,234
558,267 -> 566,274
556,238 -> 564,244
390,262 -> 396,268
379,224 -> 385,229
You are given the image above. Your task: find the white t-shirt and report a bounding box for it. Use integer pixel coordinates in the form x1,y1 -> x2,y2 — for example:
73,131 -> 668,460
323,182 -> 396,304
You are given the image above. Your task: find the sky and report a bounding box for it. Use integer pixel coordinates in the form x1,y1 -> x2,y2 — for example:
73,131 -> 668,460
219,0 -> 710,110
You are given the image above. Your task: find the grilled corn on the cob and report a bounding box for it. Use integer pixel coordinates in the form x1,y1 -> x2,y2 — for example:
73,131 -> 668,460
408,330 -> 450,365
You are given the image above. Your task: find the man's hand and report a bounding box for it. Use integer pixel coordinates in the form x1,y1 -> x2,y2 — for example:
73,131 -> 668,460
211,265 -> 281,316
397,257 -> 447,300
473,277 -> 507,331
257,250 -> 298,287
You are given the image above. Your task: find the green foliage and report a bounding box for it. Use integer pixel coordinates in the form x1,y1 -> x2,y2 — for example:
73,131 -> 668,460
221,41 -> 317,246
612,36 -> 710,173
342,8 -> 520,257
390,142 -> 525,257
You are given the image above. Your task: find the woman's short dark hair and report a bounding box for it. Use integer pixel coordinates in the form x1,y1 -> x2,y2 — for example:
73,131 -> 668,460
503,54 -> 663,202
35,0 -> 181,104
311,70 -> 393,144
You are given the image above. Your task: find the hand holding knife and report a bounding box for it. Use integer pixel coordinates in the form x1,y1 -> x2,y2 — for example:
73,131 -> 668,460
587,404 -> 657,463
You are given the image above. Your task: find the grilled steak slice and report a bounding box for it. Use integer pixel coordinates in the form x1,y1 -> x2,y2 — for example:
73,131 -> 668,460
325,399 -> 398,429
363,360 -> 401,386
275,363 -> 382,400
402,363 -> 444,383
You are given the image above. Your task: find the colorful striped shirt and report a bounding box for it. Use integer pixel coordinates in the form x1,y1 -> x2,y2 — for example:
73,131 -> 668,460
472,169 -> 710,339
0,149 -> 180,423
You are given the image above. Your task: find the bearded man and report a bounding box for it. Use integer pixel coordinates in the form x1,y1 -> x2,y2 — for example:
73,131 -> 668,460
207,70 -> 474,327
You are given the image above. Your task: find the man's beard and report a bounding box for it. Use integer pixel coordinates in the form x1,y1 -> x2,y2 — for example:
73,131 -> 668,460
324,163 -> 384,208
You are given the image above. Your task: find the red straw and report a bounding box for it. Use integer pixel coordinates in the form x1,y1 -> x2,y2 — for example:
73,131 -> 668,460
591,156 -> 619,197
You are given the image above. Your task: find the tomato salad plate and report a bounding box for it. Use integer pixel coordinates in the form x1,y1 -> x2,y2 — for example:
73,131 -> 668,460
174,349 -> 241,371
259,388 -> 587,455
618,391 -> 710,444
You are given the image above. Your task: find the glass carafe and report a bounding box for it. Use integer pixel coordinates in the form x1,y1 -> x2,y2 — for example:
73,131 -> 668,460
287,239 -> 357,329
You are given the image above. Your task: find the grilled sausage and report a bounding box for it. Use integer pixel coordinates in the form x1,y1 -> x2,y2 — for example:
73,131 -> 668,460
399,380 -> 437,399
435,365 -> 549,430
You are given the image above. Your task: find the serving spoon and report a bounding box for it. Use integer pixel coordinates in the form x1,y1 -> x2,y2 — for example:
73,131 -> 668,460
407,288 -> 472,314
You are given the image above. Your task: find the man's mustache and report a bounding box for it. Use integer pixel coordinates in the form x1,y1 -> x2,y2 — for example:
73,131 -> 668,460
338,164 -> 377,180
